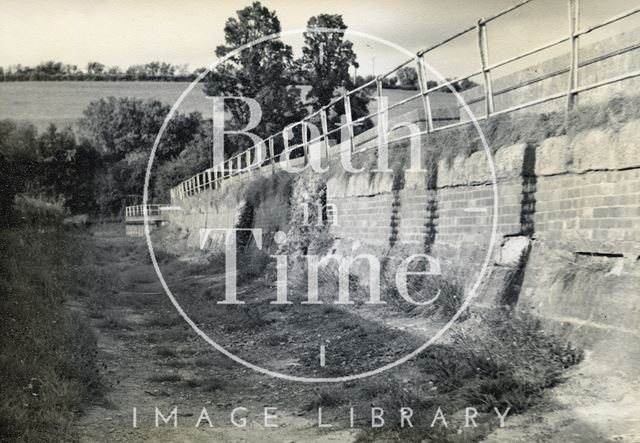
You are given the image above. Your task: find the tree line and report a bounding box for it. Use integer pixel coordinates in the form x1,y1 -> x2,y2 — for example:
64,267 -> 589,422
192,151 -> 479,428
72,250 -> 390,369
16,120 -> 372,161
0,61 -> 202,82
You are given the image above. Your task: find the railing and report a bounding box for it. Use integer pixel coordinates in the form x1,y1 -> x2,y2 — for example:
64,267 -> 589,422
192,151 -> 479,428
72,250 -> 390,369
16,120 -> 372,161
125,204 -> 171,218
171,0 -> 640,201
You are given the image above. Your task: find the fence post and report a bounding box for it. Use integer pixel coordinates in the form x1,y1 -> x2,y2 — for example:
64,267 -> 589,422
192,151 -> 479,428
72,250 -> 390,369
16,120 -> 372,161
477,20 -> 494,117
301,120 -> 309,165
376,77 -> 388,148
343,94 -> 355,153
567,0 -> 580,113
246,149 -> 252,172
416,55 -> 434,132
283,126 -> 291,167
268,137 -> 275,173
320,108 -> 329,159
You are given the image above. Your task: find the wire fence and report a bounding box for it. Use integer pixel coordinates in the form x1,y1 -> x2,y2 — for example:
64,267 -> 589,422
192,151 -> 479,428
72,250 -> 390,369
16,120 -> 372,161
168,0 -> 640,202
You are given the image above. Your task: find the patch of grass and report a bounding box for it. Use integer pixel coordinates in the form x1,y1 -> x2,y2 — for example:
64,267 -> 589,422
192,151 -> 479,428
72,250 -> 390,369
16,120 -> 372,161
302,389 -> 346,411
236,248 -> 271,285
201,379 -> 224,392
98,314 -> 131,330
356,310 -> 583,442
383,270 -> 466,320
156,347 -> 177,358
263,332 -> 289,347
222,304 -> 273,332
146,312 -> 181,328
551,251 -> 614,290
158,325 -> 191,343
147,373 -> 182,383
183,379 -> 201,388
0,226 -> 105,442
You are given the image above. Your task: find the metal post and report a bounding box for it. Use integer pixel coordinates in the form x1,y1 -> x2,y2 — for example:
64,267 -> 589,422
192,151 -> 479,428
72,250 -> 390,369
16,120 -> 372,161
246,149 -> 251,171
301,121 -> 309,165
376,77 -> 388,148
477,20 -> 495,117
236,155 -> 241,174
343,95 -> 355,153
320,108 -> 329,159
416,54 -> 434,132
268,137 -> 275,173
283,127 -> 291,167
567,0 -> 580,112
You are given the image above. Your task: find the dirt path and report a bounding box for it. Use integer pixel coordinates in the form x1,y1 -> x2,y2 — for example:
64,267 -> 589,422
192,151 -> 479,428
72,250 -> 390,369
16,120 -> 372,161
74,231 -> 359,442
73,229 -> 638,443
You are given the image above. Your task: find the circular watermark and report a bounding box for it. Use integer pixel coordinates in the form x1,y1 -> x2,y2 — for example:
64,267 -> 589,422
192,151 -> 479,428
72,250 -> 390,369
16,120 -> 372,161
143,28 -> 499,383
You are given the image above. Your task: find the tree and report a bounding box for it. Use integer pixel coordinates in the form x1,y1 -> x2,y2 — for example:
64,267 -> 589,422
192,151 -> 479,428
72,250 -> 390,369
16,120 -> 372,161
80,98 -> 204,214
86,61 -> 105,76
452,78 -> 478,92
299,14 -> 358,108
80,97 -> 201,161
0,120 -> 102,219
298,14 -> 371,136
154,124 -> 212,201
203,1 -> 304,156
0,120 -> 39,225
396,66 -> 418,90
37,124 -> 101,214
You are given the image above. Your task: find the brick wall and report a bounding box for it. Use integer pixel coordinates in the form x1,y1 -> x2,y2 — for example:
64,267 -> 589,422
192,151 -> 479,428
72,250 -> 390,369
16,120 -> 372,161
533,124 -> 640,256
163,119 -> 640,349
327,143 -> 528,259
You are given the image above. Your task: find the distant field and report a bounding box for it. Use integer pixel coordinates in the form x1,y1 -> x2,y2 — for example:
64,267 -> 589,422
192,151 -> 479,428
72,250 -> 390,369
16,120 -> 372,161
0,81 -> 458,132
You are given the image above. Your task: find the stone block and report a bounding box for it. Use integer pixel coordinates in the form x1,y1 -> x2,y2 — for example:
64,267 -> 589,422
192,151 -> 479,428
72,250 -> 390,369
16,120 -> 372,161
536,136 -> 570,175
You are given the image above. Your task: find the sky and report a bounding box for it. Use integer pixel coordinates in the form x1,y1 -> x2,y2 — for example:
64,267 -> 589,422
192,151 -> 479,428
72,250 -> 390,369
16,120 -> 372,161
0,0 -> 638,78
